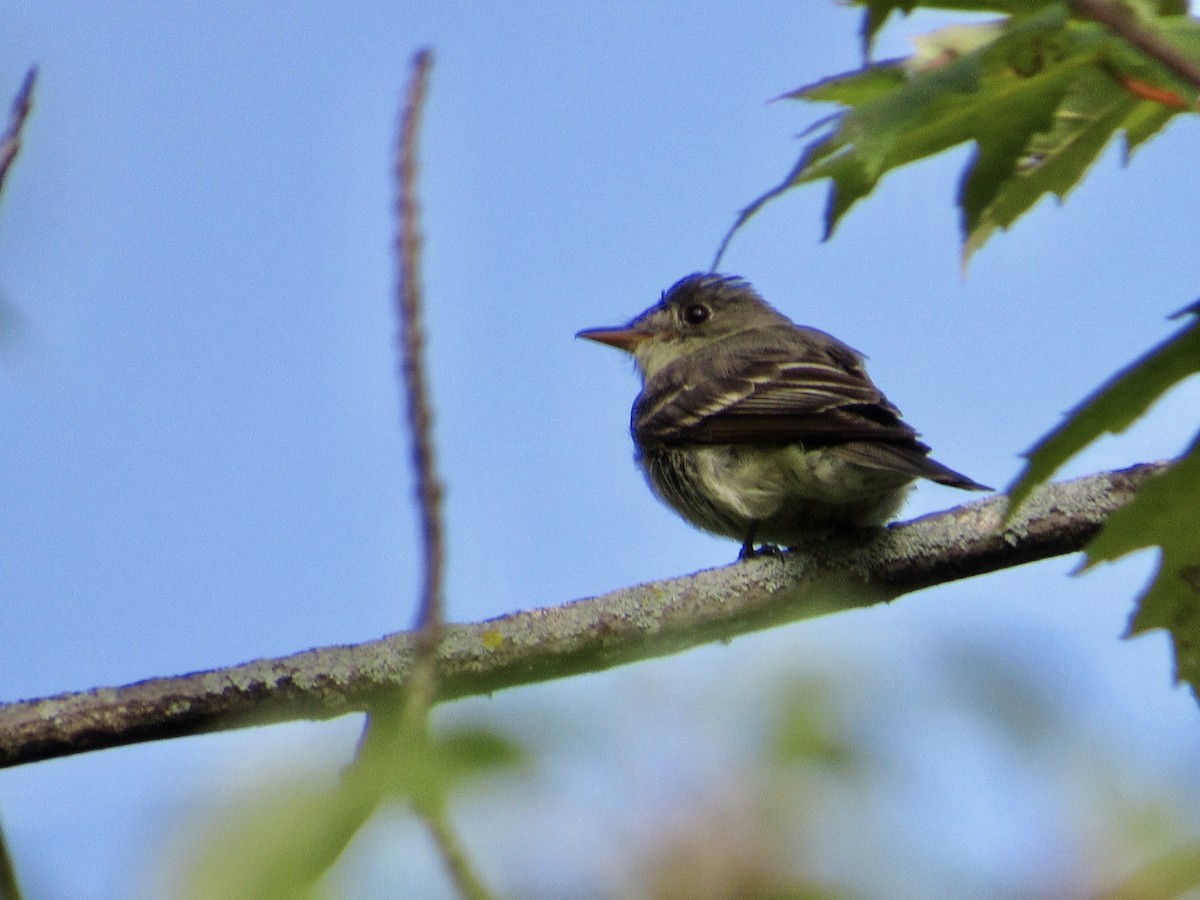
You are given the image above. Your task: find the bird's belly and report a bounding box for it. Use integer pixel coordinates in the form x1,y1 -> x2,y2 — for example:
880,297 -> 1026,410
640,444 -> 913,545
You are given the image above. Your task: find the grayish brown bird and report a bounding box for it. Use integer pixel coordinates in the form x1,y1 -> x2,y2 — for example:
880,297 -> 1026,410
578,273 -> 990,557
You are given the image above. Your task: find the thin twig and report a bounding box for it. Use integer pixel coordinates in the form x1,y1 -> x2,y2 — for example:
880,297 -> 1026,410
387,49 -> 492,900
415,801 -> 494,900
395,48 -> 444,667
377,45 -> 445,759
385,47 -> 443,742
1069,0 -> 1200,92
0,68 -> 36,204
0,463 -> 1165,770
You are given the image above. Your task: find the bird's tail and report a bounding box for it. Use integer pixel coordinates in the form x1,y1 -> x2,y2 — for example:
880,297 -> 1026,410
833,441 -> 992,491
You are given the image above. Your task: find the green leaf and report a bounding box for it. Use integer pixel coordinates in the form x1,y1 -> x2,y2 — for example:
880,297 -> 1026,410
788,64 -> 909,108
178,773 -> 377,900
909,22 -> 1007,72
812,8 -> 1083,238
177,726 -> 523,900
1008,306 -> 1200,511
718,4 -> 1198,264
733,7 -> 1097,247
955,60 -> 1085,246
854,0 -> 1057,57
1005,304 -> 1200,698
1082,436 -> 1200,697
963,64 -> 1155,257
961,10 -> 1193,254
770,679 -> 857,769
385,727 -> 525,806
1122,99 -> 1176,157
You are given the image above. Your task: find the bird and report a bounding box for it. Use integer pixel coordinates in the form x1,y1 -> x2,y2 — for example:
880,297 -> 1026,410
577,273 -> 990,557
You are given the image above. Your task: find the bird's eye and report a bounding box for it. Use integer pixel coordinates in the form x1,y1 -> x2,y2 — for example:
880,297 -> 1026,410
683,304 -> 710,325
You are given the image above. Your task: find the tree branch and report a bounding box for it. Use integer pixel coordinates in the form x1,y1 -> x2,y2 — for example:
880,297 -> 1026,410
0,463 -> 1164,770
1069,0 -> 1200,93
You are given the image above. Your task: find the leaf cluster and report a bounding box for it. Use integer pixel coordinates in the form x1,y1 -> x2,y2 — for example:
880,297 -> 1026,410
727,0 -> 1200,700
719,0 -> 1200,263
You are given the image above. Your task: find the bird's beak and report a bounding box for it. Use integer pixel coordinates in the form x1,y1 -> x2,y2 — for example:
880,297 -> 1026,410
575,326 -> 649,353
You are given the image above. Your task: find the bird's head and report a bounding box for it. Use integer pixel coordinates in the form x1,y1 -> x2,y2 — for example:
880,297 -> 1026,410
576,273 -> 789,380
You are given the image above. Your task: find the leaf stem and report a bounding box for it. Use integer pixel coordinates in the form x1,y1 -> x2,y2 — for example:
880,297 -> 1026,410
415,800 -> 495,900
1069,0 -> 1200,92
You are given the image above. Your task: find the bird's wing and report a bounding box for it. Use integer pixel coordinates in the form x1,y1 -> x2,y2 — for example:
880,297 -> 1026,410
633,328 -> 923,449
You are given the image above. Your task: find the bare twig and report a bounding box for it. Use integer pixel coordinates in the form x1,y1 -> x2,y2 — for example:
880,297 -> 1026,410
415,801 -> 494,900
383,46 -> 446,742
394,48 -> 444,669
1069,0 -> 1200,92
0,463 -> 1165,770
381,49 -> 493,900
0,74 -> 34,871
0,68 -> 36,204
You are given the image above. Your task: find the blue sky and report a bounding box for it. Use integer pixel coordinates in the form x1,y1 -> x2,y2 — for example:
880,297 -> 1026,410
4,3 -> 1200,898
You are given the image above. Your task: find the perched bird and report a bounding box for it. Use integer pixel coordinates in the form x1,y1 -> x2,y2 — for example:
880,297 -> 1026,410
577,273 -> 990,557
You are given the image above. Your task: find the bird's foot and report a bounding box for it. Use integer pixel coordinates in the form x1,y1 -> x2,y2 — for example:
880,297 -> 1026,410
738,541 -> 784,560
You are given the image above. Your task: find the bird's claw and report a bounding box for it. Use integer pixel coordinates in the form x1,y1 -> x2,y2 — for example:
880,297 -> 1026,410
738,542 -> 783,560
